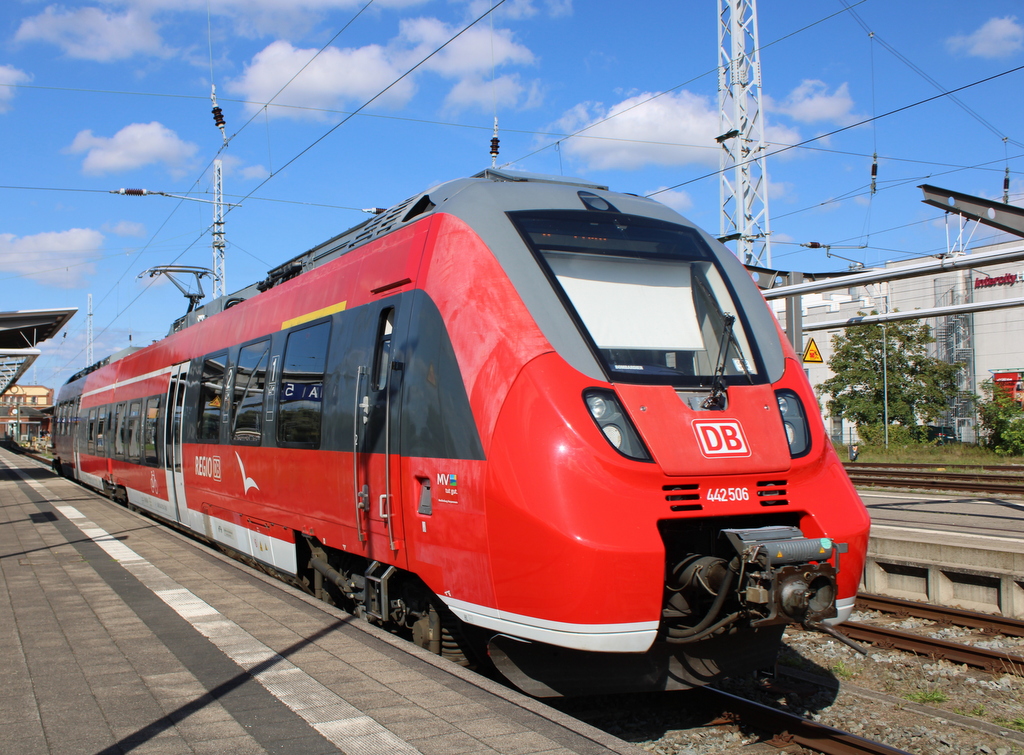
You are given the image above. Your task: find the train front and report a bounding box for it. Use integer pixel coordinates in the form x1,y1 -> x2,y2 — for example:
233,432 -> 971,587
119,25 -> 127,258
440,175 -> 870,697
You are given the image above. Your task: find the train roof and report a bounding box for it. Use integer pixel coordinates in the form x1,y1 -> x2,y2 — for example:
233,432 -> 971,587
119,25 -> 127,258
164,169 -> 647,335
69,168 -> 756,385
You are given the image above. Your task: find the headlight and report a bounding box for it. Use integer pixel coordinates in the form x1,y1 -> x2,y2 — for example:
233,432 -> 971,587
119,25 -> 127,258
777,395 -> 791,416
586,394 -> 611,420
583,389 -> 651,461
774,389 -> 811,458
602,424 -> 623,447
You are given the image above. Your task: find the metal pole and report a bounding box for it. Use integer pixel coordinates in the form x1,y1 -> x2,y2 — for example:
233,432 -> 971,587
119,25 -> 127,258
212,159 -> 225,299
785,271 -> 803,355
882,321 -> 889,449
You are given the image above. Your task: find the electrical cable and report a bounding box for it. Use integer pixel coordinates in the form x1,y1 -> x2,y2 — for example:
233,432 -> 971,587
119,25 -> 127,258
647,63 -> 1024,198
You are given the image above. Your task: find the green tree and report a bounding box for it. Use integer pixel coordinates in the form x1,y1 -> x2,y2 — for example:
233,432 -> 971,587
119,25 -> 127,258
816,316 -> 959,440
976,379 -> 1024,456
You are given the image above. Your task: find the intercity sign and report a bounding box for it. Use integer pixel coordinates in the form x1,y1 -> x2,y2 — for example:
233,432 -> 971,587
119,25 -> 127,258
975,272 -> 1023,289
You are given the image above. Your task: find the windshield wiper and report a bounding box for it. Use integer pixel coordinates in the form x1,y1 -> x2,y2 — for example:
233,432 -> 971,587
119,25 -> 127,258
702,313 -> 736,409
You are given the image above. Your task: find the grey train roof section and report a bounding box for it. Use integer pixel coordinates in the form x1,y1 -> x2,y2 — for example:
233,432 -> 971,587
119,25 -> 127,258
179,170 -> 785,383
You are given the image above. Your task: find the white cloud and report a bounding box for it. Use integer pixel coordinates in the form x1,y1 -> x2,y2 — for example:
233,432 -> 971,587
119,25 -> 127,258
768,179 -> 796,204
240,164 -> 270,181
770,80 -> 858,125
466,0 -> 572,19
397,17 -> 534,77
947,16 -> 1024,59
229,18 -> 537,118
0,229 -> 105,287
15,6 -> 171,62
647,187 -> 694,214
0,65 -> 32,113
218,154 -> 270,181
228,40 -> 415,117
65,122 -> 199,176
102,220 -> 146,237
552,91 -> 723,171
444,73 -> 536,113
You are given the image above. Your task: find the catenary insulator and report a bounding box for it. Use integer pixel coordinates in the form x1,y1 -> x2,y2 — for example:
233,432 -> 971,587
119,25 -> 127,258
116,188 -> 150,196
212,106 -> 226,129
490,136 -> 500,158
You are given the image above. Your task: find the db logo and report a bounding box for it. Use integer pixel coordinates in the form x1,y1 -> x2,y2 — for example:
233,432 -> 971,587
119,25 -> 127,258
692,419 -> 750,457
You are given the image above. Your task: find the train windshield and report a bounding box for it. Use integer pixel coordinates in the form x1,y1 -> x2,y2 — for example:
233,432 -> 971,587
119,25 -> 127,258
510,211 -> 763,387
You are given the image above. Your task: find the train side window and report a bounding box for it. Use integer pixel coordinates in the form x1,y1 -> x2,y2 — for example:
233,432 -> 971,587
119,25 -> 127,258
231,340 -> 270,445
127,401 -> 142,461
114,404 -> 126,457
198,352 -> 228,443
96,410 -> 106,452
373,309 -> 394,391
88,408 -> 97,454
144,396 -> 160,465
277,321 -> 330,449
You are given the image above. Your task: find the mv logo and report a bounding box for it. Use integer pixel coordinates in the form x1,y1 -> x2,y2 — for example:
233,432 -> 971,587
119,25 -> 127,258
692,419 -> 750,458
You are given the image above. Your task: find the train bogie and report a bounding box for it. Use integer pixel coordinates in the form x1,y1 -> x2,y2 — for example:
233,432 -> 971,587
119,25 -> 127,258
54,169 -> 870,697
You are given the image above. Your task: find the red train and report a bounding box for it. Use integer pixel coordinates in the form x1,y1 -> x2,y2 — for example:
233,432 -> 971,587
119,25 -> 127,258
53,169 -> 870,696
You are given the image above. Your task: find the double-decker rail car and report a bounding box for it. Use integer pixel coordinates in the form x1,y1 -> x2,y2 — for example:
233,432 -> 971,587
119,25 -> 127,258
53,169 -> 870,697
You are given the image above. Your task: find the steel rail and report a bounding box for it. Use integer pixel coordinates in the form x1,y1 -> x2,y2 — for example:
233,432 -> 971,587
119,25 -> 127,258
856,593 -> 1024,638
840,621 -> 1024,675
846,462 -> 1024,473
844,469 -> 1024,495
706,687 -> 914,755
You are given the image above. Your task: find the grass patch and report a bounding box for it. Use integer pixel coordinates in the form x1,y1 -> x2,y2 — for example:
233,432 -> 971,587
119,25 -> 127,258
954,704 -> 986,718
995,717 -> 1024,732
905,689 -> 948,704
830,660 -> 856,680
838,441 -> 1020,465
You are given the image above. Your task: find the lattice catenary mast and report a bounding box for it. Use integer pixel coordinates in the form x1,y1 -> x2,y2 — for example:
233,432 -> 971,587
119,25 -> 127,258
211,87 -> 228,299
718,0 -> 771,267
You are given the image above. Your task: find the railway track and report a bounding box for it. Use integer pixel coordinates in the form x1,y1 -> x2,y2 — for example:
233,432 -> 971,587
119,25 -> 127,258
841,593 -> 1024,675
844,461 -> 1024,495
707,688 -> 915,755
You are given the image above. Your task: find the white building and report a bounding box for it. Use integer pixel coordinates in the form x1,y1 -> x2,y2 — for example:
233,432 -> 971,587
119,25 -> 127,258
771,239 -> 1024,445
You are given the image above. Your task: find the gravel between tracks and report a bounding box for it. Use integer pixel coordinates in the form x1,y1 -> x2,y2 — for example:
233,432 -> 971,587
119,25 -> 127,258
555,612 -> 1024,755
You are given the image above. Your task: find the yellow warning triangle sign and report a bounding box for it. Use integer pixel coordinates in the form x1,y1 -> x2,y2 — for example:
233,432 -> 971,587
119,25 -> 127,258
802,338 -> 823,363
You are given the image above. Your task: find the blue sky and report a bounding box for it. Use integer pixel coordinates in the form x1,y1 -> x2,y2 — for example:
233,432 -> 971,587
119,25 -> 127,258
3,0 -> 1024,389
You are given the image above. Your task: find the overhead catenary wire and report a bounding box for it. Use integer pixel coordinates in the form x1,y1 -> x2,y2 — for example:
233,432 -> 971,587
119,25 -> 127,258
501,0 -> 869,169
35,0 -> 511,382
647,62 -> 1024,199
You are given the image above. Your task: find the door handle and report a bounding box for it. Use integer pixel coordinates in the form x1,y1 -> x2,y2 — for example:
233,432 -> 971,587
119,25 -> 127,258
379,493 -> 390,519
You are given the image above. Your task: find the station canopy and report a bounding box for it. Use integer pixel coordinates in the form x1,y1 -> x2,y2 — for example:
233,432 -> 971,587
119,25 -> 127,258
0,308 -> 77,396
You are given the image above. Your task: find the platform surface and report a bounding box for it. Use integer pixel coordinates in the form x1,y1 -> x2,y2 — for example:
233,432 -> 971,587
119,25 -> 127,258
0,448 -> 643,755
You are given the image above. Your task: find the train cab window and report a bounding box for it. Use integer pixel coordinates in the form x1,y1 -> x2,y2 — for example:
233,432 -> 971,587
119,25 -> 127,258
510,211 -> 763,388
114,404 -> 126,457
127,401 -> 142,460
373,309 -> 394,391
277,321 -> 330,448
231,340 -> 270,445
198,353 -> 228,443
144,397 -> 160,465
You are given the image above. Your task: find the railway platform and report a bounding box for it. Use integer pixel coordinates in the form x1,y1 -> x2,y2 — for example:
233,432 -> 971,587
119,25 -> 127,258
859,490 -> 1024,619
0,447 -> 643,755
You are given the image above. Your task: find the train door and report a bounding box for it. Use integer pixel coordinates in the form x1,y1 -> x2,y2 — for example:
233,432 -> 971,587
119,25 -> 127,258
352,304 -> 408,565
71,396 -> 82,477
163,362 -> 190,524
